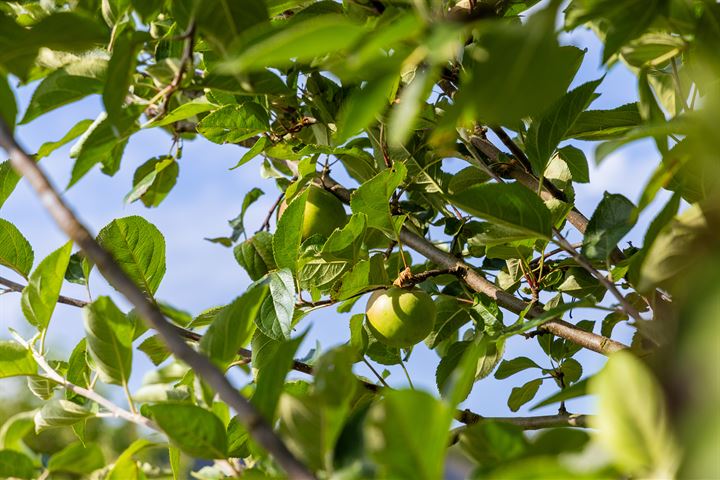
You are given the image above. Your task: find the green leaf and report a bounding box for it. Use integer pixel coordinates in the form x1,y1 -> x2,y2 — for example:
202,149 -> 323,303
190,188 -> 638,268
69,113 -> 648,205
138,335 -> 171,366
495,357 -> 542,380
97,216 -> 166,297
126,156 -> 179,207
277,390 -> 344,470
273,189 -> 309,272
107,439 -> 158,480
191,0 -> 268,47
590,351 -> 678,477
0,219 -> 34,278
48,441 -> 104,474
388,68 -> 435,146
235,232 -> 276,280
34,399 -> 93,432
220,15 -> 366,72
0,12 -> 107,80
200,284 -> 269,366
508,378 -> 543,412
459,421 -> 528,466
565,0 -> 664,62
458,13 -> 583,124
559,358 -> 583,384
350,163 -> 407,234
532,378 -> 588,410
424,297 -> 472,349
557,267 -> 606,301
0,450 -> 35,479
83,296 -> 133,386
226,187 -> 264,243
555,145 -> 589,183
0,341 -> 36,378
251,332 -> 304,421
526,78 -> 602,175
145,404 -> 227,459
0,161 -> 21,209
69,111 -> 138,187
230,136 -> 269,170
21,241 -> 72,329
332,254 -> 389,301
104,30 -> 145,125
565,103 -> 642,140
436,336 -> 504,406
582,193 -> 636,260
0,75 -> 17,132
66,339 -> 91,394
36,119 -> 94,159
147,98 -> 218,128
256,268 -> 296,340
365,389 -> 453,480
313,346 -> 358,407
450,182 -> 553,239
638,203 -> 709,291
0,411 -> 35,451
336,74 -> 397,143
20,55 -> 106,124
197,103 -> 269,144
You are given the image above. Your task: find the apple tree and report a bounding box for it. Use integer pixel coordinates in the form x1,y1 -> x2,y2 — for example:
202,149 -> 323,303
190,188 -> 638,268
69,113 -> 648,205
0,0 -> 718,478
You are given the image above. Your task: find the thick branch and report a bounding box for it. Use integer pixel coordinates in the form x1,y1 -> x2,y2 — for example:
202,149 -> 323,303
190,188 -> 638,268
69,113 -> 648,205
0,120 -> 315,480
316,176 -> 627,356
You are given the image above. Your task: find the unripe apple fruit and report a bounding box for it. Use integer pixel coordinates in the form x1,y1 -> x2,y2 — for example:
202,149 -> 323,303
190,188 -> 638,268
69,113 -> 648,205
278,186 -> 347,240
365,287 -> 436,348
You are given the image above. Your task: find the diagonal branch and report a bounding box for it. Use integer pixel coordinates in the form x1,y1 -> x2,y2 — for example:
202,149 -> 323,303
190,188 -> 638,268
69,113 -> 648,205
316,175 -> 628,356
0,119 -> 315,480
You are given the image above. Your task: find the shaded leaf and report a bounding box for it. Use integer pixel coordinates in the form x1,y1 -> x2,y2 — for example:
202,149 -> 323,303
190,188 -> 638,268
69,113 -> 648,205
197,103 -> 269,144
365,389 -> 453,480
145,403 -> 227,459
590,351 -> 678,476
508,378 -> 543,412
582,193 -> 636,260
200,284 -> 269,366
83,296 -> 133,385
48,441 -> 104,474
450,183 -> 552,239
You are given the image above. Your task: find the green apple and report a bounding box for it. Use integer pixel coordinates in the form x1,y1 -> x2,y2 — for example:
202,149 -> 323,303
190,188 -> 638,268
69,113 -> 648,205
279,186 -> 347,240
365,287 -> 436,348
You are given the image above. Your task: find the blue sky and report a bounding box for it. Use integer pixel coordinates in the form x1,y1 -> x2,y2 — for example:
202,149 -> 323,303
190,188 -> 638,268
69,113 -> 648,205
0,27 -> 669,419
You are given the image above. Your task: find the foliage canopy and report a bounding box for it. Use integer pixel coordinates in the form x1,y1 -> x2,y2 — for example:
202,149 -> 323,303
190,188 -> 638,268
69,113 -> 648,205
0,0 -> 719,478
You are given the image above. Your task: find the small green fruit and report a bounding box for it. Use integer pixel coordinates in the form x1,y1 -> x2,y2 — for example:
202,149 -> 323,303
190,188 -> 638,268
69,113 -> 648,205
365,287 -> 436,348
279,186 -> 347,240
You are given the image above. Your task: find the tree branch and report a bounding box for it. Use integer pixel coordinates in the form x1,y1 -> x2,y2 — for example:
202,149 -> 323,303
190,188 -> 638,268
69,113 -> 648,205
0,119 -> 315,480
315,176 -> 628,356
11,332 -> 154,430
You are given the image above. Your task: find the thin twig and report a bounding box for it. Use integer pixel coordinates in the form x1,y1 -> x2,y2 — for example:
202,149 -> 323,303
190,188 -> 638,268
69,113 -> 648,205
0,119 -> 315,480
392,266 -> 466,288
552,229 -> 644,324
258,192 -> 285,233
11,333 -> 154,430
362,357 -> 391,388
